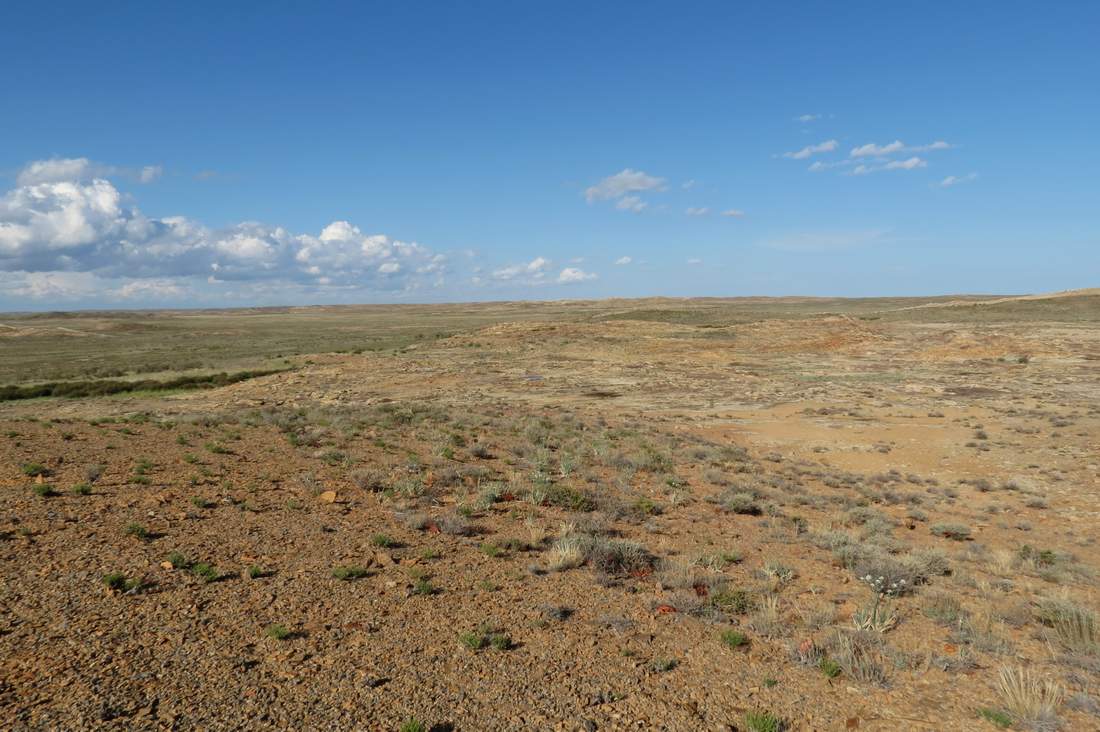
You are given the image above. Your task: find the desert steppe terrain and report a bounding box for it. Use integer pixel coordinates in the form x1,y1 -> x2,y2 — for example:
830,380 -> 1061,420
2,292 -> 1099,731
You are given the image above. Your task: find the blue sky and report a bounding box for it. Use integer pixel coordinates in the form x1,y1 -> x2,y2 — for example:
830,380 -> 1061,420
1,1 -> 1097,309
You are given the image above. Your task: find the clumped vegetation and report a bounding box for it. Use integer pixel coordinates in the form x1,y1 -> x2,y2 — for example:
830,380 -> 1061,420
0,369 -> 285,402
124,522 -> 151,540
266,624 -> 292,640
167,552 -> 191,569
931,522 -> 972,541
370,533 -> 397,548
21,462 -> 51,477
546,531 -> 655,576
458,624 -> 511,652
743,710 -> 784,732
191,562 -> 221,583
720,629 -> 749,649
331,565 -> 371,581
102,572 -> 143,594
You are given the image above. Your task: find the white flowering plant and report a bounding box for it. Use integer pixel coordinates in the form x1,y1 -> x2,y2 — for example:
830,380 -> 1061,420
853,574 -> 901,632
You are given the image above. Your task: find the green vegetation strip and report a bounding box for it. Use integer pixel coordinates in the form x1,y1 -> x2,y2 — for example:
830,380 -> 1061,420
0,369 -> 287,402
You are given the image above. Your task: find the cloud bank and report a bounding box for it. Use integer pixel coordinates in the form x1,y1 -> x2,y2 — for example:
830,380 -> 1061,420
0,158 -> 452,305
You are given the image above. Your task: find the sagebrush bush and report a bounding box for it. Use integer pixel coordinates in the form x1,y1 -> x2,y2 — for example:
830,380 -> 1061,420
931,523 -> 972,541
721,491 -> 762,515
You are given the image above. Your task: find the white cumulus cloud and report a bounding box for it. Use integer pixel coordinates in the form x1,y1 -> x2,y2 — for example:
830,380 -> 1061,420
584,168 -> 666,212
139,165 -> 163,183
850,140 -> 905,157
557,267 -> 596,283
851,140 -> 951,157
16,157 -> 164,186
615,195 -> 647,213
911,141 -> 952,153
782,140 -> 838,160
585,168 -> 666,202
852,157 -> 927,175
615,256 -> 632,265
17,158 -> 97,186
0,157 -> 447,300
940,173 -> 978,187
884,157 -> 927,171
491,256 -> 549,281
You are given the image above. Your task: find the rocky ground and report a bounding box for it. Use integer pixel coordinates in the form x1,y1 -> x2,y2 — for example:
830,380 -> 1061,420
2,296 -> 1099,730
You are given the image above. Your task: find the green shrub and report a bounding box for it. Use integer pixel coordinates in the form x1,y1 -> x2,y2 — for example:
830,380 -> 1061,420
819,658 -> 842,678
978,708 -> 1011,728
125,523 -> 150,540
21,463 -> 50,477
721,630 -> 749,649
543,484 -> 596,511
712,588 -> 757,614
459,631 -> 487,650
412,579 -> 436,596
722,491 -> 762,516
332,565 -> 370,581
167,552 -> 191,569
102,572 -> 141,593
191,562 -> 220,583
744,710 -> 783,732
634,496 -> 662,516
266,624 -> 291,640
459,624 -> 511,651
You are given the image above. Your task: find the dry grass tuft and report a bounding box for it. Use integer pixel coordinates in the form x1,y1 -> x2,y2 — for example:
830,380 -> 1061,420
827,630 -> 890,686
749,595 -> 786,638
1035,597 -> 1099,655
996,665 -> 1062,730
548,536 -> 585,571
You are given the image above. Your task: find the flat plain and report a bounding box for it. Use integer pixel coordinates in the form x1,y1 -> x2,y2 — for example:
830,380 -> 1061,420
2,291 -> 1099,731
